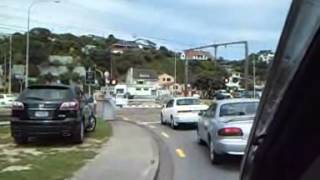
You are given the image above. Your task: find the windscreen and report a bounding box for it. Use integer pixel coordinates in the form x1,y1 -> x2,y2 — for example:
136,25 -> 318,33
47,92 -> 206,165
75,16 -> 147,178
220,102 -> 259,117
20,88 -> 71,101
176,99 -> 200,106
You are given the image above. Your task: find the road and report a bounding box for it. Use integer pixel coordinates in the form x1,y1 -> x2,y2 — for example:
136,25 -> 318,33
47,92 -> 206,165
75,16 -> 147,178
118,108 -> 240,180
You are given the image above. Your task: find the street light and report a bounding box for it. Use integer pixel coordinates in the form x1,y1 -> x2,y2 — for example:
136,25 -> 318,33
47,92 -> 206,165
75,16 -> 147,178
25,0 -> 60,88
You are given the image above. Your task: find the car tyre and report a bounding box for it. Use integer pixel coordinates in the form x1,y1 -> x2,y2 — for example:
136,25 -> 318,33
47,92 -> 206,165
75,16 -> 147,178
14,136 -> 28,145
86,115 -> 97,132
73,121 -> 84,144
160,114 -> 165,125
209,140 -> 222,165
196,129 -> 205,145
171,116 -> 178,129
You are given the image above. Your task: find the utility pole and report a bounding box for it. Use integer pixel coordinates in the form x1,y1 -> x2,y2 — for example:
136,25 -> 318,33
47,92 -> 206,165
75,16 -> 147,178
244,41 -> 249,90
253,55 -> 256,99
214,46 -> 218,61
184,55 -> 188,97
174,52 -> 177,97
9,35 -> 12,94
4,49 -> 6,91
109,50 -> 113,80
185,41 -> 250,90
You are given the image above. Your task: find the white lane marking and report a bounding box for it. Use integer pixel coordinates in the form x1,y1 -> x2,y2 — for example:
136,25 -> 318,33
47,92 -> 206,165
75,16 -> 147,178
136,121 -> 160,125
142,121 -> 161,125
161,132 -> 170,138
149,125 -> 156,129
176,148 -> 186,158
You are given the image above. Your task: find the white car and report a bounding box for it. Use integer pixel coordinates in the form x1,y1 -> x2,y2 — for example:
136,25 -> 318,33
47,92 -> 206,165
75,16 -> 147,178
0,94 -> 17,108
161,97 -> 208,129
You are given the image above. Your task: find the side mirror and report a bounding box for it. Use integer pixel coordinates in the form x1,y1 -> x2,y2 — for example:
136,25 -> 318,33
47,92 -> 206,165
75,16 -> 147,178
162,104 -> 166,108
198,111 -> 204,116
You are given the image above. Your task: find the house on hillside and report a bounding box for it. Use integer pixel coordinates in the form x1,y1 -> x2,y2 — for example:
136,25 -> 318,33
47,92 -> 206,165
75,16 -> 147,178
111,40 -> 139,54
39,55 -> 85,78
81,45 -> 96,55
225,72 -> 242,91
258,50 -> 274,64
180,50 -> 212,61
49,55 -> 73,65
158,73 -> 174,87
126,68 -> 159,97
134,39 -> 157,49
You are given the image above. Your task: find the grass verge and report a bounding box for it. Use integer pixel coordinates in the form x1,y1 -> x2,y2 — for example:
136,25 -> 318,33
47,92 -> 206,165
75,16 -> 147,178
0,119 -> 112,180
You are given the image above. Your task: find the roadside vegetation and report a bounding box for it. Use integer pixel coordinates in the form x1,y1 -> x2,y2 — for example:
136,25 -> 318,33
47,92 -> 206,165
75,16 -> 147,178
0,27 -> 270,95
0,119 -> 112,180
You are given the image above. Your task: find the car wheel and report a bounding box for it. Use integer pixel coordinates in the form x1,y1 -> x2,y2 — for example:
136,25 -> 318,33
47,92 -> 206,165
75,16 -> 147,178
86,115 -> 97,132
196,129 -> 205,145
73,121 -> 84,144
209,140 -> 222,165
160,114 -> 165,125
14,136 -> 28,145
171,116 -> 178,129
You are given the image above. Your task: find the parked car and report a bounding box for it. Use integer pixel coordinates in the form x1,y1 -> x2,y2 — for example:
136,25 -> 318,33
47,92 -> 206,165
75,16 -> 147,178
0,94 -> 17,108
160,97 -> 208,129
11,84 -> 97,144
197,98 -> 259,164
213,90 -> 233,100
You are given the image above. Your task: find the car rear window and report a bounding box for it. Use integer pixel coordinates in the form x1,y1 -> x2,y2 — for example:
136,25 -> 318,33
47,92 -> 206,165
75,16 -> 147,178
20,87 -> 72,101
176,99 -> 200,106
220,102 -> 259,117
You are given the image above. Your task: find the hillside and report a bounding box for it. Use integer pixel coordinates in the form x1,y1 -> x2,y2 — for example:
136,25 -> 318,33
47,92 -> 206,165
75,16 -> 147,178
0,27 -> 271,92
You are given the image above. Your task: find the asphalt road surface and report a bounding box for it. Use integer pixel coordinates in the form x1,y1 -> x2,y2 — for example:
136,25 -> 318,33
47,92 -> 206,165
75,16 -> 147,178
118,108 -> 240,180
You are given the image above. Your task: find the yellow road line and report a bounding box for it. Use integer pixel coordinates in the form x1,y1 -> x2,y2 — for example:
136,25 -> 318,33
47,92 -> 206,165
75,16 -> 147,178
176,148 -> 186,158
161,132 -> 170,138
149,125 -> 156,129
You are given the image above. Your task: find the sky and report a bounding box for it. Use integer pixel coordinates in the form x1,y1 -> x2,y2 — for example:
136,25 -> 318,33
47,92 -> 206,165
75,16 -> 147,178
0,0 -> 292,60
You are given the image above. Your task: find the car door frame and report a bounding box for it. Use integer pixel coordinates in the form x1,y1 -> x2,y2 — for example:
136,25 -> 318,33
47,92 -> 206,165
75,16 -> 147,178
241,0 -> 320,179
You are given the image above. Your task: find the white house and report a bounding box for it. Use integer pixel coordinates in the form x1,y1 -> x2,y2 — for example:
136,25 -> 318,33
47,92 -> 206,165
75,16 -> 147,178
180,50 -> 212,61
225,73 -> 242,90
258,50 -> 274,64
126,68 -> 159,97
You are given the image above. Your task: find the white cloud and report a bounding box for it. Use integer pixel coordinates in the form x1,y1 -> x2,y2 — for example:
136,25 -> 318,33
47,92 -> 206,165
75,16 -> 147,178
0,0 -> 292,58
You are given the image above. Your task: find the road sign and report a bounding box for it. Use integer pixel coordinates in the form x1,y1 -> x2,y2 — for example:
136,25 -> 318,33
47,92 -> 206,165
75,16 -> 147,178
86,71 -> 95,85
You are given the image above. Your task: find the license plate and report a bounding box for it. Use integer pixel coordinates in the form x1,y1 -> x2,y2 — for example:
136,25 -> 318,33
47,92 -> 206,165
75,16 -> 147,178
35,111 -> 49,117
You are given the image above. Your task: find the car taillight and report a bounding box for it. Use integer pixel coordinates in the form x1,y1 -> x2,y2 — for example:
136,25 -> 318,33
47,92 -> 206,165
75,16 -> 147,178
60,101 -> 79,111
218,127 -> 243,136
12,101 -> 24,110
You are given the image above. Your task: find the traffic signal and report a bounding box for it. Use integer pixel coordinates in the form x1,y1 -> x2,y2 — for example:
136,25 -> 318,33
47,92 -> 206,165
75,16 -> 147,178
224,77 -> 229,83
110,79 -> 118,86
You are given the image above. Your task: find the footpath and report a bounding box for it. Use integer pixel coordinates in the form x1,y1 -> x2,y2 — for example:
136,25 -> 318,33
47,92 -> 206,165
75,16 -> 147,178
71,120 -> 159,180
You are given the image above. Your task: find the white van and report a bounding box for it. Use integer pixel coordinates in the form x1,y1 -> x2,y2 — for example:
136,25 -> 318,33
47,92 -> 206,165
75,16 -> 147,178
114,85 -> 127,95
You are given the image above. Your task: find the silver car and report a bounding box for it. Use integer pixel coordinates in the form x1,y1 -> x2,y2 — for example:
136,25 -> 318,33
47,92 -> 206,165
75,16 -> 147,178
197,98 -> 259,164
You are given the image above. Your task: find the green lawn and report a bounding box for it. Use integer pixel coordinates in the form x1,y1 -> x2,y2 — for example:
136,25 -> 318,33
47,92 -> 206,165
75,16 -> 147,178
0,119 -> 112,180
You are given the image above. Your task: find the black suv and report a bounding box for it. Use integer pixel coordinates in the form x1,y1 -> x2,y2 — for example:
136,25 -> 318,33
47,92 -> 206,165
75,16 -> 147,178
11,84 -> 96,144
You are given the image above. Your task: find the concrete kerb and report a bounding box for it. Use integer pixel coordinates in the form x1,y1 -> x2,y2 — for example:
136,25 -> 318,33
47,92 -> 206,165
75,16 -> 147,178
118,119 -> 160,180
